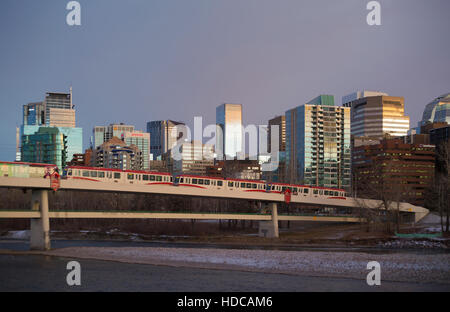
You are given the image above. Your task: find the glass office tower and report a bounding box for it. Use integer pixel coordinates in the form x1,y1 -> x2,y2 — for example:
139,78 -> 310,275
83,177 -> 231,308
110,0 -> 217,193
146,120 -> 186,160
342,91 -> 410,138
420,93 -> 450,126
216,103 -> 243,160
123,131 -> 150,170
285,95 -> 351,190
20,89 -> 82,165
22,127 -> 68,170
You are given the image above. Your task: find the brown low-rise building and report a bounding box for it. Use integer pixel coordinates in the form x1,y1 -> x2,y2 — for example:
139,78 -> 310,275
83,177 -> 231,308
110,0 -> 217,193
207,160 -> 262,180
353,138 -> 435,206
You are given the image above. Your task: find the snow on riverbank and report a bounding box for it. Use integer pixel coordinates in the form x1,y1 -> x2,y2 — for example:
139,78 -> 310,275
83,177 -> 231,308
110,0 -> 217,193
44,246 -> 450,284
3,230 -> 30,240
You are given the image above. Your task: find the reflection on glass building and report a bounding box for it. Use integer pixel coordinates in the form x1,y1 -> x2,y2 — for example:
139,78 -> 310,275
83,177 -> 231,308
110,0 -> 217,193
19,89 -> 82,166
22,127 -> 68,170
216,103 -> 243,160
342,91 -> 410,138
285,95 -> 351,190
419,93 -> 450,127
146,120 -> 186,160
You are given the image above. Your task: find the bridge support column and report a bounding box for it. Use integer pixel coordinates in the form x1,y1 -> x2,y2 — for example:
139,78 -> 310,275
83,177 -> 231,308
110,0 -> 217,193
258,202 -> 279,238
30,189 -> 51,250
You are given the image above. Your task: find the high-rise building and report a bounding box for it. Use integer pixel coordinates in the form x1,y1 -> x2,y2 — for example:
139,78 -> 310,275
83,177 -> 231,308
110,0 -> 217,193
23,102 -> 45,126
93,123 -> 135,149
22,127 -> 68,170
285,95 -> 351,190
173,141 -> 214,175
268,115 -> 286,153
123,131 -> 150,170
342,91 -> 410,138
146,120 -> 186,160
20,88 -> 82,164
264,116 -> 286,182
44,90 -> 75,127
419,93 -> 450,127
216,103 -> 243,160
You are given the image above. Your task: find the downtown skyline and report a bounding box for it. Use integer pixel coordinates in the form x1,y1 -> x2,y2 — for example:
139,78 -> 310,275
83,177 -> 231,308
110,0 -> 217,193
1,0 -> 450,161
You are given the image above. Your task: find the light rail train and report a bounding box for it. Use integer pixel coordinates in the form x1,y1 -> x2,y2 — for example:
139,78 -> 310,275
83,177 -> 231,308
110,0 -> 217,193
0,161 -> 348,200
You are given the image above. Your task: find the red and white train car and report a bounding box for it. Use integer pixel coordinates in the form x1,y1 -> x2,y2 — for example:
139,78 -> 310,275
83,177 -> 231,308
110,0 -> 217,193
65,166 -> 347,200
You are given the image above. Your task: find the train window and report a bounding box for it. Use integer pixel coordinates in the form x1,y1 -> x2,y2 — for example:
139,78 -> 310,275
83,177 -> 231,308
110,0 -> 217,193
272,185 -> 275,190
252,184 -> 257,189
82,171 -> 89,177
324,190 -> 329,195
114,172 -> 121,179
198,179 -> 204,185
170,177 -> 173,182
90,171 -> 98,178
67,169 -> 72,176
228,181 -> 233,187
156,176 -> 162,182
180,178 -> 184,183
313,189 -> 318,195
282,186 -> 286,192
246,183 -> 252,188
143,175 -> 149,181
304,188 -> 309,194
241,183 -> 246,188
293,187 -> 298,193
205,180 -> 210,185
192,178 -> 198,184
150,175 -> 155,181
319,190 -> 323,195
217,180 -> 223,186
334,191 -> 339,196
127,173 -> 134,180
98,172 -> 105,178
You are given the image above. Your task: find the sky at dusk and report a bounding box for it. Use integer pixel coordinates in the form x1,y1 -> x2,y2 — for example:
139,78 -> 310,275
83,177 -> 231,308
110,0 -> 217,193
0,0 -> 449,160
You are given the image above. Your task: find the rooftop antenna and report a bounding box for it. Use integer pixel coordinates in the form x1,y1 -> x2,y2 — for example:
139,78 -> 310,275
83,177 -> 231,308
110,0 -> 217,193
70,86 -> 73,109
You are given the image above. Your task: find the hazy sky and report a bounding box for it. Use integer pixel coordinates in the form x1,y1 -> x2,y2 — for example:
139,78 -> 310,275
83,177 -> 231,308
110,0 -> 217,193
0,0 -> 449,160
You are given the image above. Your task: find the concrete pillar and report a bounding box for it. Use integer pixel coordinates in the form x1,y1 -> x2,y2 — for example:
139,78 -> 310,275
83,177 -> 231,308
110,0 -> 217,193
258,202 -> 279,238
30,189 -> 51,250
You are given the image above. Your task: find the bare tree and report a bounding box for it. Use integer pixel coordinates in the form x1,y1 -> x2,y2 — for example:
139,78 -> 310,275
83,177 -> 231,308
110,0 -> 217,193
435,141 -> 450,232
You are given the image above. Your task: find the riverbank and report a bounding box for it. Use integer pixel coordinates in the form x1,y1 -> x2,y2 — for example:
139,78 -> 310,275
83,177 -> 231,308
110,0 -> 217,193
3,245 -> 449,285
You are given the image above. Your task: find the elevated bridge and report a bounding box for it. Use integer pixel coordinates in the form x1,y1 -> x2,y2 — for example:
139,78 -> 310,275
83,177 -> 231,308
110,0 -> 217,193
0,176 -> 429,250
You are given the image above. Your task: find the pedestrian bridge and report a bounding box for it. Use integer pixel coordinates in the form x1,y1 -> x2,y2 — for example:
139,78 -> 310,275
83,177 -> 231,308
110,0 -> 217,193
0,176 -> 429,250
